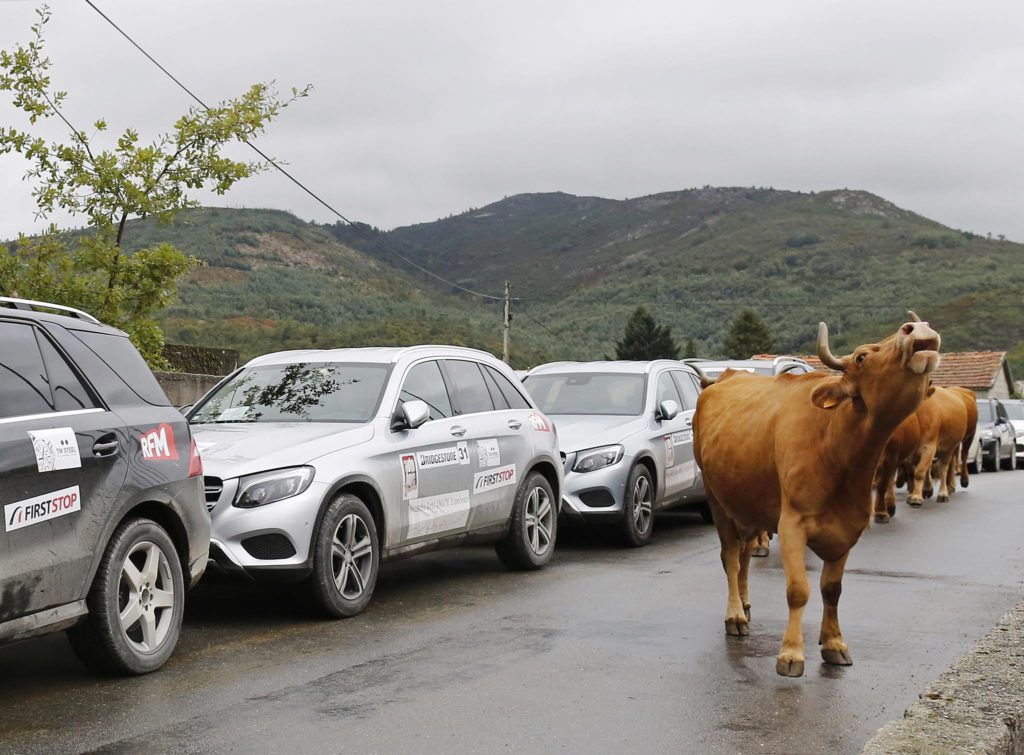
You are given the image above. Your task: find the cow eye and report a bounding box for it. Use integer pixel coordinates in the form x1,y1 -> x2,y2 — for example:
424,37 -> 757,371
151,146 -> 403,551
856,353 -> 867,365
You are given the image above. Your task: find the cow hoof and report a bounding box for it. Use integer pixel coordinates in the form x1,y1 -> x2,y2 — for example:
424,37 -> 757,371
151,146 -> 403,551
874,513 -> 890,523
725,618 -> 749,636
961,478 -> 969,488
743,603 -> 751,621
752,547 -> 769,557
775,658 -> 805,677
821,648 -> 853,666
907,498 -> 923,507
937,494 -> 949,503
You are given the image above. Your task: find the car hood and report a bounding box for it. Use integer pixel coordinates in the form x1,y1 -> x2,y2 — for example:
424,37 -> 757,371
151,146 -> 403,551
548,415 -> 647,454
191,422 -> 374,479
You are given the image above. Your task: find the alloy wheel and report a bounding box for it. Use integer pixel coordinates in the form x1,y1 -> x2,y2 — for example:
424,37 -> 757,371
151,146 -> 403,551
118,541 -> 175,654
331,513 -> 374,600
524,486 -> 554,556
633,475 -> 653,534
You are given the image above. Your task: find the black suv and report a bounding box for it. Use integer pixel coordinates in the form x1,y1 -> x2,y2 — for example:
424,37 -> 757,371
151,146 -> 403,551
0,297 -> 210,674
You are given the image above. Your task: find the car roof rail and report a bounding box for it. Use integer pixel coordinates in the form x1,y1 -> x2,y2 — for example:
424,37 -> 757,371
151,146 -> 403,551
0,296 -> 102,325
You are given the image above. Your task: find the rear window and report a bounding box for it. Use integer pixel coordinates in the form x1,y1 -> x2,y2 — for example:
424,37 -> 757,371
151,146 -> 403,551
525,373 -> 645,416
70,329 -> 170,406
1005,403 -> 1024,421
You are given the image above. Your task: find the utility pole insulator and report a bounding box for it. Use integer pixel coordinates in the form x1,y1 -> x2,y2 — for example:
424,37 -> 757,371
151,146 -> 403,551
502,280 -> 511,364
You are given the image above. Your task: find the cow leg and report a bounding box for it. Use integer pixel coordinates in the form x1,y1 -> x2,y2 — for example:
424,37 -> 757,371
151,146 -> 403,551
818,552 -> 853,666
935,449 -> 954,502
907,443 -> 936,506
873,454 -> 897,523
959,436 -> 972,488
712,503 -> 749,637
776,513 -> 809,677
738,538 -> 753,620
752,530 -> 770,557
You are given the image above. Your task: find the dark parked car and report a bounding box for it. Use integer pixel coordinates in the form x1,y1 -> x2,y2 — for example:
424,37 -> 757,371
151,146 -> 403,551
0,297 -> 210,674
976,397 -> 1017,471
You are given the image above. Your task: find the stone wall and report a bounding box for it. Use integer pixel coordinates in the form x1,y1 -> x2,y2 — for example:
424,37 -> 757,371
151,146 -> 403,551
155,371 -> 224,408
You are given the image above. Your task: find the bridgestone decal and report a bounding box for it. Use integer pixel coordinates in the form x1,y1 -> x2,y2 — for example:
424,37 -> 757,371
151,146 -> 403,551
407,490 -> 471,538
473,464 -> 517,493
416,442 -> 470,469
5,485 -> 81,532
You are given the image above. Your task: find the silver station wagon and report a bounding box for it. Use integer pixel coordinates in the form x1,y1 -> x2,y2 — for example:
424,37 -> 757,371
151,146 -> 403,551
188,346 -> 562,617
524,360 -> 708,546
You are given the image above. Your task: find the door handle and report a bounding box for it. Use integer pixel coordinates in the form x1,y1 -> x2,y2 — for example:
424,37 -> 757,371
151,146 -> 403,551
683,416 -> 693,427
450,425 -> 467,437
507,419 -> 523,430
93,437 -> 119,457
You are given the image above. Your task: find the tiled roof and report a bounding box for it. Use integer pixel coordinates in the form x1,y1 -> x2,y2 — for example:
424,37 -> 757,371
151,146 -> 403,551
752,351 -> 1008,389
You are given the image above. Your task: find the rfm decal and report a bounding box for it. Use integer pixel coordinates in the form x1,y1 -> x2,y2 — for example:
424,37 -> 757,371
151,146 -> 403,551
140,423 -> 179,461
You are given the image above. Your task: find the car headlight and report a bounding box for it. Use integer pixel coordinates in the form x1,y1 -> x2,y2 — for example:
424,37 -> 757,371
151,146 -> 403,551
233,466 -> 315,508
572,445 -> 624,473
981,429 -> 994,439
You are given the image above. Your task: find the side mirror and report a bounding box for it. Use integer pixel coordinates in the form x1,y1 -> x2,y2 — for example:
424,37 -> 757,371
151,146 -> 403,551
657,399 -> 680,422
395,400 -> 430,431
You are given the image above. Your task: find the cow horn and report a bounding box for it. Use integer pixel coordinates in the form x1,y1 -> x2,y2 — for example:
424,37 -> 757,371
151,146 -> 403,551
907,310 -> 922,322
690,362 -> 715,389
817,322 -> 846,371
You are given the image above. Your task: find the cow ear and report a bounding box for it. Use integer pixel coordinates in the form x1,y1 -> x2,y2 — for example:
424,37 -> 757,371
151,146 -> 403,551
926,385 -> 937,397
811,378 -> 855,410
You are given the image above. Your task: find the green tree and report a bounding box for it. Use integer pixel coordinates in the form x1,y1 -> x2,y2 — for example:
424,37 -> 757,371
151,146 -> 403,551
723,309 -> 774,359
683,338 -> 698,359
0,6 -> 309,366
614,306 -> 679,360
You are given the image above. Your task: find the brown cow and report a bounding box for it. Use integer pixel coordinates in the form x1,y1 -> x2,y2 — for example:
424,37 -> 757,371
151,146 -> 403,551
871,389 -> 932,523
693,315 -> 940,677
948,386 -> 979,488
905,387 -> 967,506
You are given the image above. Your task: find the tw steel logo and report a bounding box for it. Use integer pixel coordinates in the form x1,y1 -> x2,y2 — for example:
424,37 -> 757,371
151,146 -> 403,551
140,423 -> 179,461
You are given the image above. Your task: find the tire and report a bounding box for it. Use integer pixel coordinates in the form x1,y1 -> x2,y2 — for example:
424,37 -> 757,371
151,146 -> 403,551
495,472 -> 556,570
309,494 -> 379,618
67,518 -> 185,675
984,444 -> 1000,473
968,445 -> 981,475
697,501 -> 714,524
621,464 -> 655,547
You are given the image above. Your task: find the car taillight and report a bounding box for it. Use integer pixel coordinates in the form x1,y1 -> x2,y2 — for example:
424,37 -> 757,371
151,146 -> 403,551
188,437 -> 203,478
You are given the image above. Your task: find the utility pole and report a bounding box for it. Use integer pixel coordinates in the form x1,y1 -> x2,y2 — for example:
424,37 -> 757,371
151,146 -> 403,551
502,280 -> 511,364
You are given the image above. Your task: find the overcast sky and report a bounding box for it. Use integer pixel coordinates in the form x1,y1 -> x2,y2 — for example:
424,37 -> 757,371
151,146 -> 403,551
1,0 -> 1022,242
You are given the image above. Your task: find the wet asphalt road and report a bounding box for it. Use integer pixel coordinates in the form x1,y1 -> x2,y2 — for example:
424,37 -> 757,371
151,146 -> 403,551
1,471 -> 1023,754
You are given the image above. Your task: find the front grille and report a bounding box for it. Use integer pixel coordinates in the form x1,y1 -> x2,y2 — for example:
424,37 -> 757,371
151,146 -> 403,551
241,534 -> 297,561
204,476 -> 223,511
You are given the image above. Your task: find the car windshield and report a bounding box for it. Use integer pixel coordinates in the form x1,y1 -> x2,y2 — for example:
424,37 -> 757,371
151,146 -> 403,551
1004,403 -> 1024,421
701,366 -> 767,378
189,362 -> 389,423
524,373 -> 645,416
977,401 -> 994,423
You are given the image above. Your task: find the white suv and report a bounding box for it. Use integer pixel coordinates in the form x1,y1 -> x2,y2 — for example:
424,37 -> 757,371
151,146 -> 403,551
188,346 -> 561,617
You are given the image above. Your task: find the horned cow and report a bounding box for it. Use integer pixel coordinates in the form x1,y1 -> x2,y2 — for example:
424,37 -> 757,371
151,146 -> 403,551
693,314 -> 941,677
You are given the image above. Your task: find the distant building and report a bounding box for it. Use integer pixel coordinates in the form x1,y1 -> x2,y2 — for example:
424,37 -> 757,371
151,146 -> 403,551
753,350 -> 1015,399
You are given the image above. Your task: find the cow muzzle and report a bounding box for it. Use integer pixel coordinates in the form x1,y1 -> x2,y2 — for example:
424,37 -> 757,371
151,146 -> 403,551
898,321 -> 941,375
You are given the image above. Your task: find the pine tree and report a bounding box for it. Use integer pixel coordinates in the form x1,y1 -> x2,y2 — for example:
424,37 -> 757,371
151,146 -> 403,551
614,307 -> 679,360
723,309 -> 774,359
683,338 -> 698,359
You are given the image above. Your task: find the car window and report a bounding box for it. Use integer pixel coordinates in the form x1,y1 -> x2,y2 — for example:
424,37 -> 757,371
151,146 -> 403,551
671,371 -> 701,410
656,371 -> 683,408
400,360 -> 452,420
443,360 -> 494,415
36,330 -> 98,412
70,329 -> 170,406
996,402 -> 1008,422
1005,403 -> 1024,421
485,366 -> 532,409
525,373 -> 645,416
480,366 -> 510,410
0,321 -> 55,418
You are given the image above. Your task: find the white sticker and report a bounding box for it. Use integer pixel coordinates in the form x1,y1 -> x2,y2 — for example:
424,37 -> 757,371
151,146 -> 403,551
664,436 -> 675,467
666,461 -> 696,487
401,454 -> 419,499
476,438 -> 500,468
673,430 -> 693,445
416,442 -> 470,469
407,490 -> 471,538
28,427 -> 81,472
5,485 -> 81,532
473,464 -> 518,493
217,406 -> 250,421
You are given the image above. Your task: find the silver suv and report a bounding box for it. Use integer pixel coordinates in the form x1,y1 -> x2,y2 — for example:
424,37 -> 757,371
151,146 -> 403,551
523,361 -> 707,546
686,356 -> 815,379
188,346 -> 561,617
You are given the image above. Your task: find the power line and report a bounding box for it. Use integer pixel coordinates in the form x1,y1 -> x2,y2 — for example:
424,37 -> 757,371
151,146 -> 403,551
81,0 -> 506,302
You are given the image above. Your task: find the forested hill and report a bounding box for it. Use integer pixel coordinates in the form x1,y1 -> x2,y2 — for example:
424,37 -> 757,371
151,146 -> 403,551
330,187 -> 1024,370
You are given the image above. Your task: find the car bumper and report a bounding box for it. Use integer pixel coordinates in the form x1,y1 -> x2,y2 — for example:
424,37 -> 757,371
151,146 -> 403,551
205,477 -> 329,578
559,452 -> 629,520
